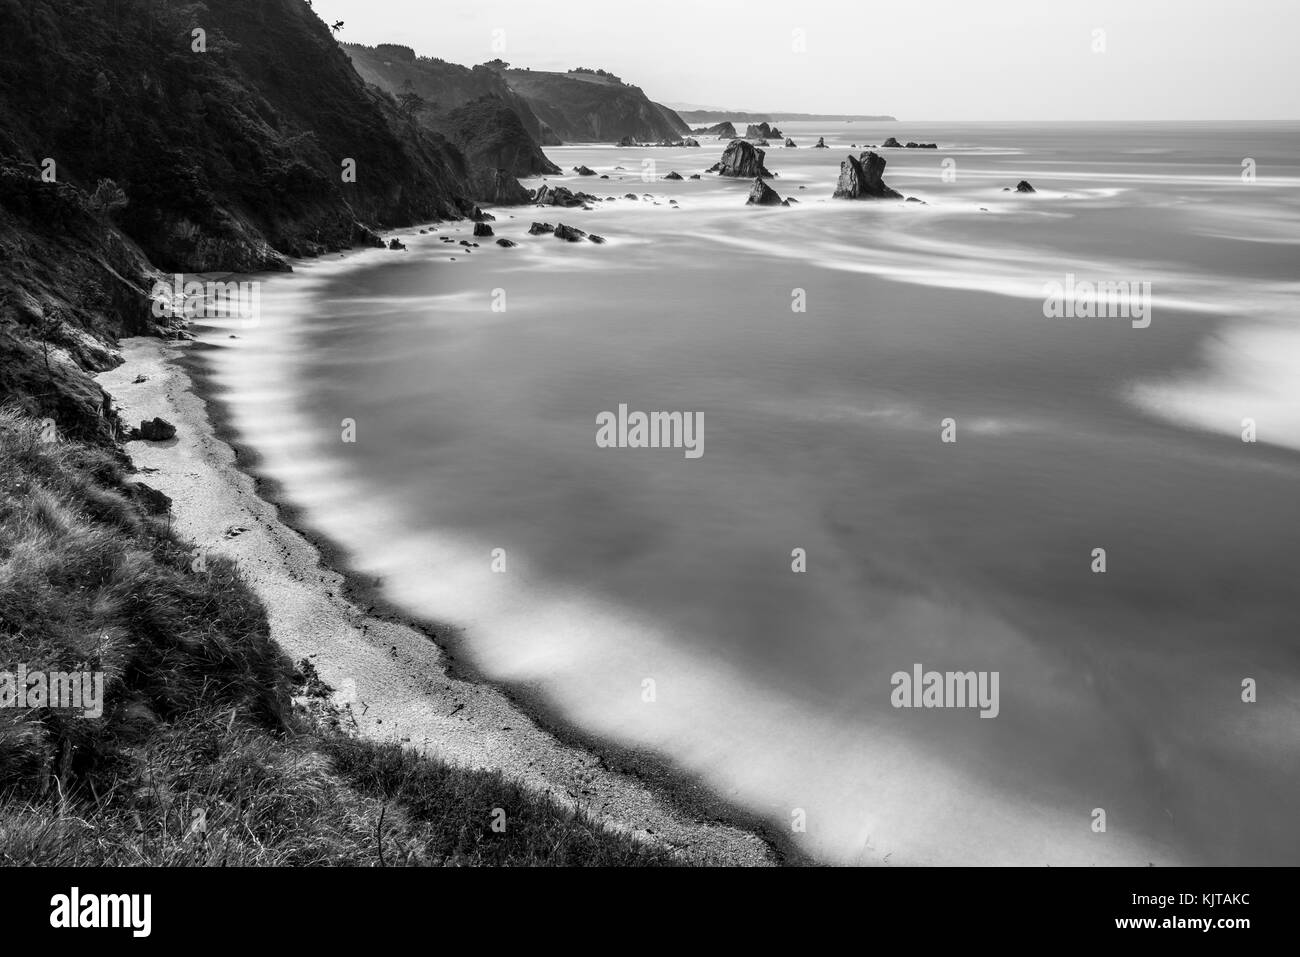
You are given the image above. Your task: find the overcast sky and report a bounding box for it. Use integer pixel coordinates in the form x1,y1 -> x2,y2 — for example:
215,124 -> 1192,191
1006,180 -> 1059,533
315,0 -> 1299,120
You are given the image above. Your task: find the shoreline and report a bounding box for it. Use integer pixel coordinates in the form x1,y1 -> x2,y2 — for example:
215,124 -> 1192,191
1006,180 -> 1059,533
97,313 -> 802,867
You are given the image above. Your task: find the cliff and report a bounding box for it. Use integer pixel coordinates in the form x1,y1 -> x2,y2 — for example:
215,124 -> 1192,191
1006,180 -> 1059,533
503,69 -> 690,143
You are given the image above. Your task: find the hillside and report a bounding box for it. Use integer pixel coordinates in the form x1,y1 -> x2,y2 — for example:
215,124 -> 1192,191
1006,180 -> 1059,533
342,43 -> 562,187
677,110 -> 898,124
503,69 -> 690,143
0,0 -> 503,445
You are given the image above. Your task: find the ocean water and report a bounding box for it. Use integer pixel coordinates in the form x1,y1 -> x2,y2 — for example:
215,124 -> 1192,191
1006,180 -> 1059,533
192,121 -> 1300,864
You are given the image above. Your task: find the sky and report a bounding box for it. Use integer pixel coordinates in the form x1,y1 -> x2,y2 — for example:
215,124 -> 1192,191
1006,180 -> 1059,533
314,0 -> 1300,121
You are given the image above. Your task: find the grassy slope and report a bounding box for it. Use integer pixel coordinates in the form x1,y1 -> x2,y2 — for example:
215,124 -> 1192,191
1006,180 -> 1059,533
0,410 -> 679,865
503,69 -> 690,142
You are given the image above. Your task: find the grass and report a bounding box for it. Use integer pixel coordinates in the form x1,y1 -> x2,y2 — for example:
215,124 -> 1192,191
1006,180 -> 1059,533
0,408 -> 681,866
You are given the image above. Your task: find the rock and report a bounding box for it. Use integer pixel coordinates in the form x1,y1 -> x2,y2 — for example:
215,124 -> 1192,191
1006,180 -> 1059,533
588,234 -> 607,244
717,140 -> 773,178
617,135 -> 637,147
573,165 -> 597,176
744,122 -> 783,140
689,174 -> 701,180
533,185 -> 594,207
832,151 -> 902,200
785,137 -> 797,147
1015,180 -> 1036,193
139,417 -> 176,441
746,177 -> 784,206
132,374 -> 148,384
906,196 -> 926,204
388,238 -> 406,250
624,193 -> 639,200
126,481 -> 171,515
553,223 -> 587,242
882,136 -> 902,148
786,196 -> 799,203
692,121 -> 737,138
813,137 -> 828,148
496,238 -> 518,247
706,162 -> 722,173
470,207 -> 496,222
683,138 -> 700,147
599,174 -> 609,179
473,222 -> 494,237
528,221 -> 555,235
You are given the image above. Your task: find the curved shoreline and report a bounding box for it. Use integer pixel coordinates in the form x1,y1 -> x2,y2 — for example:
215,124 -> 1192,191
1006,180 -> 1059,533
97,318 -> 804,867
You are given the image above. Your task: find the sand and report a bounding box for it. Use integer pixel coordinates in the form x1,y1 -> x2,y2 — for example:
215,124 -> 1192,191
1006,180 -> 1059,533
96,335 -> 776,866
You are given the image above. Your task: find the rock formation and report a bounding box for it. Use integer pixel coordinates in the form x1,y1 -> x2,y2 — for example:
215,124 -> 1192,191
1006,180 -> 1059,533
1015,180 -> 1036,193
785,137 -> 798,147
717,140 -> 774,178
746,178 -> 784,206
813,137 -> 829,148
832,151 -> 902,200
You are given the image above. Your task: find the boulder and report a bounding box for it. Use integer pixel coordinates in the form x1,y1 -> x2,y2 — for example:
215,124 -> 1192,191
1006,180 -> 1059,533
706,162 -> 722,173
528,222 -> 555,235
664,171 -> 684,180
126,481 -> 172,515
832,151 -> 902,200
746,177 -> 784,206
882,136 -> 902,148
496,238 -> 518,247
573,165 -> 597,176
473,222 -> 494,237
533,185 -> 596,207
717,140 -> 773,178
588,234 -> 607,244
139,417 -> 177,441
1015,180 -> 1036,193
554,223 -> 587,242
689,174 -> 701,180
624,193 -> 639,200
388,238 -> 406,250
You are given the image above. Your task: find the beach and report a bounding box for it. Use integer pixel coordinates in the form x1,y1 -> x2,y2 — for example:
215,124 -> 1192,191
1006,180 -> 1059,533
95,334 -> 782,867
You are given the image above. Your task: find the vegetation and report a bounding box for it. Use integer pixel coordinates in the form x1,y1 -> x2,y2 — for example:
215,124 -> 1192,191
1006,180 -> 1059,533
0,410 -> 680,866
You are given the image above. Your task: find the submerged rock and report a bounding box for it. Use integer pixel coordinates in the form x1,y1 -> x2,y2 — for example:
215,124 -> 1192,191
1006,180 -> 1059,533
496,238 -> 518,247
689,173 -> 701,180
528,221 -> 555,235
553,223 -> 587,242
533,185 -> 595,207
717,140 -> 774,178
832,151 -> 902,200
1015,180 -> 1036,193
664,171 -> 684,180
746,177 -> 784,206
588,234 -> 607,244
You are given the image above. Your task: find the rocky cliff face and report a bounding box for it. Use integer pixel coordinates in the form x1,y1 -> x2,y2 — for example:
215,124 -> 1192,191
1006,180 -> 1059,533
0,0 -> 490,440
503,70 -> 690,143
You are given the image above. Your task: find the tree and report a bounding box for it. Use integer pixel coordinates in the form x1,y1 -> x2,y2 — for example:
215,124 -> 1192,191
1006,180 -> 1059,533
330,20 -> 343,34
397,91 -> 427,124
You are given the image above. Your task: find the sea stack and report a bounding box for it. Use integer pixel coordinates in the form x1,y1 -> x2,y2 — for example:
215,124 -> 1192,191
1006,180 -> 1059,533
832,151 -> 902,200
1015,180 -> 1036,193
745,177 -> 784,206
813,136 -> 828,148
717,140 -> 774,178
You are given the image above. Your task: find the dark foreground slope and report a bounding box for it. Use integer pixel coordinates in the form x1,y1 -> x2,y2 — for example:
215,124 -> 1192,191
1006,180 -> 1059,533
0,412 -> 680,866
503,69 -> 690,143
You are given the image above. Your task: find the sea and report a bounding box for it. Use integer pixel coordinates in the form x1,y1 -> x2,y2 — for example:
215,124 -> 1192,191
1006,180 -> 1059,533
186,121 -> 1300,864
